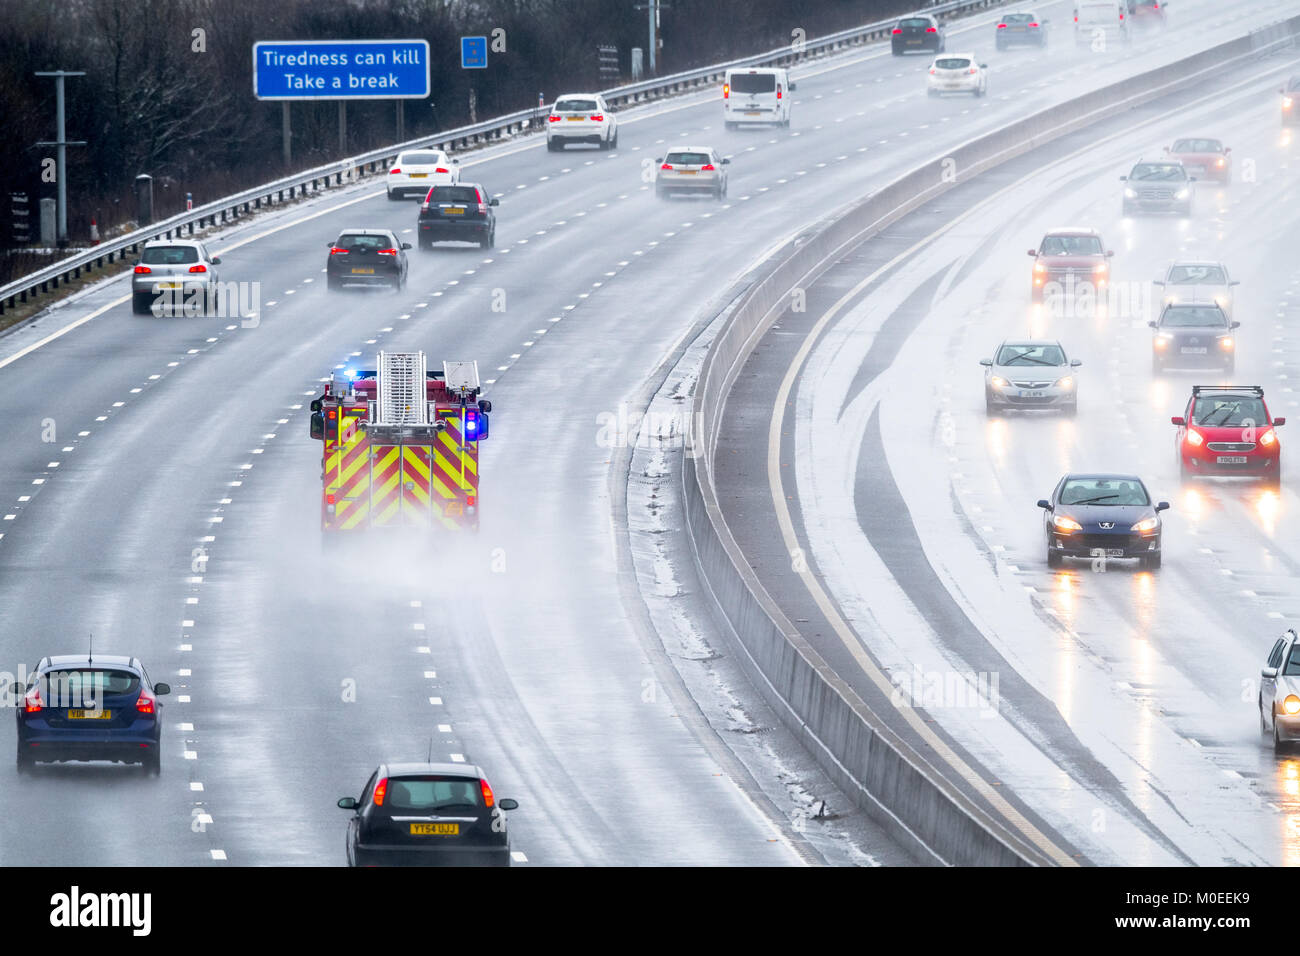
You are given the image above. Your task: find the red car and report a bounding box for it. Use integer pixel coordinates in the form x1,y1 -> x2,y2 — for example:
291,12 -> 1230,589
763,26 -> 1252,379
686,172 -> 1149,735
1172,386 -> 1284,486
1165,137 -> 1230,183
1028,227 -> 1114,303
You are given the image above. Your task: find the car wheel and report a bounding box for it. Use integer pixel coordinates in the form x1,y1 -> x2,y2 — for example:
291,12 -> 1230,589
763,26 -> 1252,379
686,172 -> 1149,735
1265,466 -> 1281,489
547,139 -> 560,152
1275,719 -> 1287,754
610,128 -> 618,149
15,746 -> 31,775
927,88 -> 937,98
1047,547 -> 1063,569
132,292 -> 153,314
1062,401 -> 1078,418
1178,460 -> 1190,482
655,187 -> 667,200
1143,552 -> 1161,570
387,190 -> 400,201
479,230 -> 491,249
1151,355 -> 1162,374
714,185 -> 723,201
1225,357 -> 1236,374
327,274 -> 341,291
598,134 -> 609,151
144,749 -> 161,776
891,46 -> 902,56
995,41 -> 1005,51
1261,698 -> 1271,735
1122,202 -> 1132,216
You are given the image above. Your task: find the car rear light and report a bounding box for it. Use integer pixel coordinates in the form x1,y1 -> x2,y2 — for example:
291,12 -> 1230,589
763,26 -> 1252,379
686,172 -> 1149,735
1186,428 -> 1204,446
435,167 -> 449,173
590,114 -> 604,121
188,264 -> 207,273
1260,428 -> 1276,445
547,114 -> 561,122
1074,15 -> 1078,21
968,67 -> 977,74
134,265 -> 151,274
480,778 -> 495,808
776,86 -> 782,99
701,163 -> 716,171
1119,12 -> 1124,18
467,494 -> 477,508
929,68 -> 937,74
661,163 -> 673,170
723,83 -> 730,98
373,778 -> 388,806
389,168 -> 401,175
892,28 -> 902,34
329,246 -> 347,255
23,685 -> 41,714
136,688 -> 156,715
377,248 -> 397,256
1029,22 -> 1039,27
997,23 -> 1006,28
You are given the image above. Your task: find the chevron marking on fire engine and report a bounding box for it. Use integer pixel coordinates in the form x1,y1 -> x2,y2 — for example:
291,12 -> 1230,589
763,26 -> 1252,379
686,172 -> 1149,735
369,445 -> 403,526
401,446 -> 433,527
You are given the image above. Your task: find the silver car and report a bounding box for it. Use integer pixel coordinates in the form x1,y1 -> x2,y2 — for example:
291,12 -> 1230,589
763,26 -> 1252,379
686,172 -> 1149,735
654,146 -> 730,200
981,339 -> 1081,415
1154,260 -> 1238,317
131,239 -> 222,315
1260,630 -> 1300,753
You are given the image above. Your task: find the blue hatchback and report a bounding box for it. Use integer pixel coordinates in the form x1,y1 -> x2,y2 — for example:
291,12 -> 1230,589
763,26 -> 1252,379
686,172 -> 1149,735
14,655 -> 169,774
1038,474 -> 1170,570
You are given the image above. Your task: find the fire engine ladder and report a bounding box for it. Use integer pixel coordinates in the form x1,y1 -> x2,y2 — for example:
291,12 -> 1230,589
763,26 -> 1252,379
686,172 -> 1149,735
442,361 -> 481,488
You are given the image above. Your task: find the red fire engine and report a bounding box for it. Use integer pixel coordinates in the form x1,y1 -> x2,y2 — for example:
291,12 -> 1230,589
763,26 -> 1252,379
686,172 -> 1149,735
309,351 -> 490,532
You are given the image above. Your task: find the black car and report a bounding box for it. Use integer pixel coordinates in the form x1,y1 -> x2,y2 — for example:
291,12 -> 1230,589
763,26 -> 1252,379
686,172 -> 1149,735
326,229 -> 410,291
418,183 -> 498,249
1121,160 -> 1195,216
1038,474 -> 1169,570
339,762 -> 519,866
14,655 -> 170,774
1281,75 -> 1300,127
891,14 -> 945,55
996,11 -> 1049,48
1149,303 -> 1238,373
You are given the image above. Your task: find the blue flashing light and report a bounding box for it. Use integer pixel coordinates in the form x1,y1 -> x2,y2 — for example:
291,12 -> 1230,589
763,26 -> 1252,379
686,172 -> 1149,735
346,368 -> 358,380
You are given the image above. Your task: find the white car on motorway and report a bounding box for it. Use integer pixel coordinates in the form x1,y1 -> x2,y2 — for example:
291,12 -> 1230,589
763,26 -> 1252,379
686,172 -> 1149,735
131,239 -> 223,315
723,68 -> 794,129
981,339 -> 1081,415
547,93 -> 618,151
1153,260 -> 1238,317
1260,630 -> 1300,753
927,53 -> 988,97
387,149 -> 459,200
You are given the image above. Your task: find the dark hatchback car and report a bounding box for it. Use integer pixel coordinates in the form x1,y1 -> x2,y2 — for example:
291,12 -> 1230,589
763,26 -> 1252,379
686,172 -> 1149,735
326,229 -> 411,291
418,184 -> 498,249
996,11 -> 1049,48
1038,474 -> 1169,570
339,762 -> 519,866
14,655 -> 169,774
891,14 -> 945,54
1149,303 -> 1238,373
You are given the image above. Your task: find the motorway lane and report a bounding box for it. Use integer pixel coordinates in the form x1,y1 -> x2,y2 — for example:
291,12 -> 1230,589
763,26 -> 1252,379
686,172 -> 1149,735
0,0 -> 1291,865
784,63 -> 1300,864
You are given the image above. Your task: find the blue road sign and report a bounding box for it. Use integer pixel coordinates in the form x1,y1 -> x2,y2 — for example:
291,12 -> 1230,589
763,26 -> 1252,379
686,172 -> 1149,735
461,36 -> 488,69
253,40 -> 431,100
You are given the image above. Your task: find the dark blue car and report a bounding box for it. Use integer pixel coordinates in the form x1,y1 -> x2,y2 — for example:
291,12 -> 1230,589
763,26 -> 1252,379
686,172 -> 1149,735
14,655 -> 169,774
1038,474 -> 1170,570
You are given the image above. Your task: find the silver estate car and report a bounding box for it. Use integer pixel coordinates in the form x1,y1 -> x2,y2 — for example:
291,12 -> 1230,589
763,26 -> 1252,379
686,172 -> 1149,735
131,239 -> 222,315
1154,260 -> 1238,317
654,146 -> 730,200
981,340 -> 1081,415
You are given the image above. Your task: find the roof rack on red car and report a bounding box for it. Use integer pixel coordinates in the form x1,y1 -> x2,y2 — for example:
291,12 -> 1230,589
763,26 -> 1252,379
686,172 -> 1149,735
1191,385 -> 1263,395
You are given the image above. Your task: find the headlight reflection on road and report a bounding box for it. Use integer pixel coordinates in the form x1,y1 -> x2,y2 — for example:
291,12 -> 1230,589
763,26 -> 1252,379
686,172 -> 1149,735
1131,567 -> 1156,633
1254,489 -> 1281,537
985,416 -> 1008,468
1281,762 -> 1300,866
1148,376 -> 1170,414
1180,486 -> 1205,522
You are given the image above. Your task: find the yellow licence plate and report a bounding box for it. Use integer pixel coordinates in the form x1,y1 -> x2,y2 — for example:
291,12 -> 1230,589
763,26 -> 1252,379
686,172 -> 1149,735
566,116 -> 585,121
444,207 -> 465,215
679,170 -> 697,175
68,709 -> 111,720
745,111 -> 761,116
156,282 -> 182,289
410,823 -> 459,836
351,268 -> 375,274
409,173 -> 427,178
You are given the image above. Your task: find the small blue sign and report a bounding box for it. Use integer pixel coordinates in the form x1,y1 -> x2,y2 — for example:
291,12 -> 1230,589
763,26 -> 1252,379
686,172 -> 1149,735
461,36 -> 488,69
253,39 -> 431,101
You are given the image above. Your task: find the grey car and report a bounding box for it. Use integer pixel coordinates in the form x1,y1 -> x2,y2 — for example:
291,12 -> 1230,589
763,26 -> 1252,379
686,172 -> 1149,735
1260,630 -> 1300,753
981,340 -> 1081,415
1121,159 -> 1195,216
131,239 -> 222,315
654,146 -> 730,200
1154,260 -> 1238,317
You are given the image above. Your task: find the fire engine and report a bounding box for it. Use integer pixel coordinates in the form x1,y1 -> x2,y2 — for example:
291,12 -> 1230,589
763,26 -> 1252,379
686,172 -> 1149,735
309,351 -> 490,532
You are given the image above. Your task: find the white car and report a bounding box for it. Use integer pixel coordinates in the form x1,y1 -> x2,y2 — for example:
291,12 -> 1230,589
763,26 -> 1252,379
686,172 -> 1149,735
927,53 -> 988,97
547,93 -> 617,151
981,339 -> 1081,415
387,150 -> 459,200
723,68 -> 794,129
1260,630 -> 1300,753
1154,261 -> 1238,317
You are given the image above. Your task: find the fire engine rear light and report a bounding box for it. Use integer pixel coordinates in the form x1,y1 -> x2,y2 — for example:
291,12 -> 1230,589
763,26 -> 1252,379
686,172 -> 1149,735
188,264 -> 207,273
389,168 -> 401,175
136,688 -> 156,715
467,494 -> 477,508
480,778 -> 495,808
373,778 -> 387,806
329,247 -> 347,255
23,686 -> 41,714
134,265 -> 151,274
377,248 -> 397,256
327,410 -> 336,420
326,493 -> 336,505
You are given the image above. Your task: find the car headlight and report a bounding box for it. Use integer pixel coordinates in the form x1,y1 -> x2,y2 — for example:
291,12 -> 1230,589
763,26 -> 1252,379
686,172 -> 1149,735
1260,428 -> 1276,446
1186,428 -> 1204,446
1164,294 -> 1177,304
1216,158 -> 1226,167
1214,295 -> 1228,308
1285,96 -> 1295,109
1124,188 -> 1137,199
1055,376 -> 1074,389
1131,516 -> 1159,533
1286,695 -> 1300,716
1052,514 -> 1082,533
990,376 -> 1008,388
1033,262 -> 1047,274
1219,336 -> 1234,350
1175,188 -> 1190,200
1092,263 -> 1108,274
1154,335 -> 1170,349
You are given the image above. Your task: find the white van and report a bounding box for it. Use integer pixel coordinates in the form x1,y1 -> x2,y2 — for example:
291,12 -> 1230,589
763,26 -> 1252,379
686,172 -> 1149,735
1074,0 -> 1130,45
723,68 -> 794,129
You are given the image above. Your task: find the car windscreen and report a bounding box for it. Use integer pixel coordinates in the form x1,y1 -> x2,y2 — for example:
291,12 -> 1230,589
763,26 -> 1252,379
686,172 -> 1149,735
400,151 -> 444,165
935,58 -> 972,69
1040,235 -> 1103,255
1002,13 -> 1035,23
40,669 -> 139,705
1171,139 -> 1221,153
1285,645 -> 1300,677
899,18 -> 932,28
1167,265 -> 1226,284
1192,397 -> 1267,427
1161,307 -> 1227,327
382,776 -> 483,812
141,246 -> 200,265
1130,164 -> 1186,181
555,98 -> 597,112
429,186 -> 481,203
665,152 -> 711,165
1059,479 -> 1149,506
730,73 -> 776,94
997,344 -> 1065,366
337,234 -> 390,251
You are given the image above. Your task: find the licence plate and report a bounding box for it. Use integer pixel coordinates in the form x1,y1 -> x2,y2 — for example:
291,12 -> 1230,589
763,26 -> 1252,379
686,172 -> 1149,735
566,116 -> 584,121
1106,549 -> 1126,558
1180,347 -> 1207,354
679,170 -> 697,175
156,282 -> 182,290
1217,456 -> 1248,464
409,173 -> 427,178
410,823 -> 459,836
67,709 -> 111,720
443,207 -> 465,215
1019,390 -> 1045,398
351,268 -> 375,275
745,111 -> 761,116
907,38 -> 922,44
